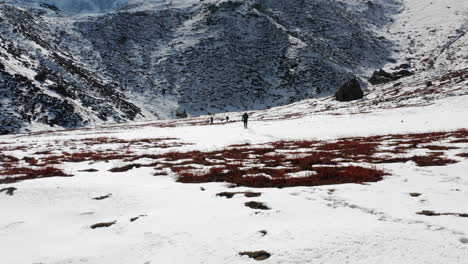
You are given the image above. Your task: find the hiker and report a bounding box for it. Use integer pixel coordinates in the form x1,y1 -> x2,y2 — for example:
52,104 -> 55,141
210,116 -> 214,125
226,116 -> 229,122
242,113 -> 249,128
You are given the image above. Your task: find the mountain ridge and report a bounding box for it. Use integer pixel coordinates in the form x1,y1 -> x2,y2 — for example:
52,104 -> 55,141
2,0 -> 465,134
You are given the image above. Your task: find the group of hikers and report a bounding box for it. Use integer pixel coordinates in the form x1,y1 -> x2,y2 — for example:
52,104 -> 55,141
209,113 -> 249,128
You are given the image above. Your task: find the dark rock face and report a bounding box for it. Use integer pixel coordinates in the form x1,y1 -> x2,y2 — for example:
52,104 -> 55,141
369,68 -> 414,85
335,78 -> 364,102
368,69 -> 395,84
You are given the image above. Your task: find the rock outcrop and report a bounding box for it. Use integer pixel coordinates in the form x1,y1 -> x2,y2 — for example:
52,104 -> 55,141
335,78 -> 364,102
368,69 -> 414,85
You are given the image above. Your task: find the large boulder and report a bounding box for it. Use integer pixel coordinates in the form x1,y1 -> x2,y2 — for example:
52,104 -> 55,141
335,78 -> 364,102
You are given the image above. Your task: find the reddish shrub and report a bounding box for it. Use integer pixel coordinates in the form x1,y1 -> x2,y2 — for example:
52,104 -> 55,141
411,154 -> 458,167
288,152 -> 338,169
0,167 -> 71,184
177,165 -> 385,188
451,139 -> 468,143
109,164 -> 142,172
424,145 -> 458,151
0,154 -> 20,163
23,157 -> 39,165
318,140 -> 378,156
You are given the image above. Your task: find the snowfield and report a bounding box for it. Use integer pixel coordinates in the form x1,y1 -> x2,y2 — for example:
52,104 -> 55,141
1,72 -> 467,263
1,0 -> 468,263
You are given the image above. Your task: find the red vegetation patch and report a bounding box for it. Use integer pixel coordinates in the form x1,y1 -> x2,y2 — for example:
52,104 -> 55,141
410,154 -> 458,167
1,129 -> 466,187
177,165 -> 386,188
0,166 -> 71,184
424,145 -> 458,151
451,139 -> 468,143
373,153 -> 458,166
0,154 -> 20,163
109,164 -> 143,172
318,140 -> 378,156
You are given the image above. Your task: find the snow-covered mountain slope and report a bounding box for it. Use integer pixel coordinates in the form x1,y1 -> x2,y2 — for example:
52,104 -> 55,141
385,0 -> 468,74
0,0 -> 400,134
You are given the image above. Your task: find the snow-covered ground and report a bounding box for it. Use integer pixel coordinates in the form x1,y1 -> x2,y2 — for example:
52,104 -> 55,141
1,71 -> 468,263
1,0 -> 468,263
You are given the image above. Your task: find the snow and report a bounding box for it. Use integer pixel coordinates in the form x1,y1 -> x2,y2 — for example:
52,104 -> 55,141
1,84 -> 468,264
1,0 -> 468,263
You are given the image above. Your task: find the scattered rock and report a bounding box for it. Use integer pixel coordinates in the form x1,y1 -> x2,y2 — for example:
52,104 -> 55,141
130,214 -> 147,222
392,63 -> 412,70
217,191 -> 262,199
335,78 -> 364,102
417,210 -> 468,217
244,192 -> 262,198
239,250 -> 271,261
90,221 -> 116,229
409,193 -> 422,197
153,170 -> 169,176
79,168 -> 99,172
79,212 -> 94,216
369,69 -> 394,85
245,201 -> 270,210
93,194 -> 112,200
109,164 -> 142,172
0,187 -> 17,196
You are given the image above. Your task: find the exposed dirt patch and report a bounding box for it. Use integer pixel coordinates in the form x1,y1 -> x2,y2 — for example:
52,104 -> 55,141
130,214 -> 147,222
90,221 -> 116,229
245,201 -> 270,210
93,194 -> 112,200
417,210 -> 468,217
0,187 -> 17,196
79,168 -> 99,172
239,250 -> 271,261
217,191 -> 261,199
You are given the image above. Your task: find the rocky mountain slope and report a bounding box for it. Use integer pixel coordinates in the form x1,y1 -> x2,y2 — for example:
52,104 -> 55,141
0,0 -> 403,134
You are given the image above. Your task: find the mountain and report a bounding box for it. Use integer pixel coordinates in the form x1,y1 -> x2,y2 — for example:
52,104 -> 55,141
0,0 -> 402,134
2,0 -> 128,13
1,0 -> 466,134
0,1 -> 467,263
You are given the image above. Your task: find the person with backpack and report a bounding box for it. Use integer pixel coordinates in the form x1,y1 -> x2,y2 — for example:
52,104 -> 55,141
242,113 -> 249,128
